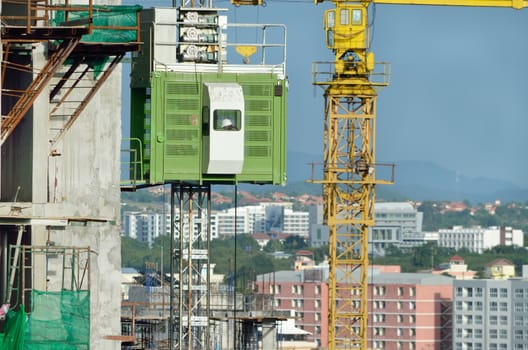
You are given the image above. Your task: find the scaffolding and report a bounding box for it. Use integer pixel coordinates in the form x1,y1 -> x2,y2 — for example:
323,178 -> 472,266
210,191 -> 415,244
0,0 -> 141,146
3,240 -> 94,349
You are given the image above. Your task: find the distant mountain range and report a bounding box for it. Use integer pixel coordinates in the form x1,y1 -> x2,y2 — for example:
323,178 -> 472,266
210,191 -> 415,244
278,151 -> 528,203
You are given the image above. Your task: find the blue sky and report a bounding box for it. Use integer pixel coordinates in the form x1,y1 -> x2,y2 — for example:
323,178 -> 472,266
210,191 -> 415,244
223,2 -> 528,188
123,1 -> 528,188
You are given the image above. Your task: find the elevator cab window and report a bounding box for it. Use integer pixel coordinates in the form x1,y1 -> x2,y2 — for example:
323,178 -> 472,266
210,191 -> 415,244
214,109 -> 241,131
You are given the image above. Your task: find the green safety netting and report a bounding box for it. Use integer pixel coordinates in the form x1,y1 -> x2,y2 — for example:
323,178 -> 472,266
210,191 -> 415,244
0,307 -> 26,350
53,5 -> 142,43
24,290 -> 90,350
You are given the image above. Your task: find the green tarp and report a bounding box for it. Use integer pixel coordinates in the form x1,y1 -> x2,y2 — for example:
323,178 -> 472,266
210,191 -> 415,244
25,290 -> 90,350
53,5 -> 142,43
0,307 -> 26,350
0,290 -> 90,350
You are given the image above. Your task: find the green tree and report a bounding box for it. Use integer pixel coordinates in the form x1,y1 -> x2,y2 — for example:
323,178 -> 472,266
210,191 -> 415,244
121,236 -> 150,271
263,239 -> 283,252
282,235 -> 308,253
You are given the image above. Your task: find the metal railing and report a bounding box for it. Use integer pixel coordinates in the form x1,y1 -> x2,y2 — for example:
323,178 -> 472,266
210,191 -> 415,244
0,0 -> 94,34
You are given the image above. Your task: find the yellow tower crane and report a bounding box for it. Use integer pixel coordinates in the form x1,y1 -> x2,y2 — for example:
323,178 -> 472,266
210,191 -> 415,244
231,0 -> 526,349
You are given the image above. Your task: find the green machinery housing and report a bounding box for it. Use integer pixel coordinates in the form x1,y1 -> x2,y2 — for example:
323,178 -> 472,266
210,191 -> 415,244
128,7 -> 287,185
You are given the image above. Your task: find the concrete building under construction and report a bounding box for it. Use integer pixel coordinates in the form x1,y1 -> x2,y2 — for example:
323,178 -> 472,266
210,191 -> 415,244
0,0 -> 141,348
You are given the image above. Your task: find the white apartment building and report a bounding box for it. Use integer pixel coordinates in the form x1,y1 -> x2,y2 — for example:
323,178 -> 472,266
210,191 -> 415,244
122,206 -> 216,245
453,278 -> 528,350
122,211 -> 167,246
212,203 -> 310,237
438,226 -> 524,253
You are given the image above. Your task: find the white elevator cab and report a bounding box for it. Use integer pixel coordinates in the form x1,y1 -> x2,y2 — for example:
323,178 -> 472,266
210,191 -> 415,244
202,82 -> 245,174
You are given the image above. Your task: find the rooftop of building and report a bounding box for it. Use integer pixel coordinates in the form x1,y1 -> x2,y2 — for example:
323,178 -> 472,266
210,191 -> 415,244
375,202 -> 415,211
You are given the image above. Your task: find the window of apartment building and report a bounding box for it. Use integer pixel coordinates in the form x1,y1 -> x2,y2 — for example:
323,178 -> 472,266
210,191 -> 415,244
315,285 -> 321,295
490,315 -> 498,325
297,299 -> 304,308
374,286 -> 386,296
475,315 -> 482,325
409,342 -> 415,350
409,287 -> 416,296
475,329 -> 482,339
397,301 -> 403,310
499,344 -> 507,350
476,287 -> 483,297
315,313 -> 320,321
373,340 -> 385,349
489,344 -> 497,350
464,301 -> 473,311
409,315 -> 415,323
456,301 -> 462,311
397,287 -> 404,296
525,302 -> 528,312
499,302 -> 508,312
315,326 -> 321,334
515,302 -> 523,312
464,329 -> 473,338
514,315 -> 523,326
315,299 -> 321,309
397,314 -> 403,323
515,330 -> 524,340
296,311 -> 304,319
274,299 -> 281,307
455,343 -> 462,350
490,329 -> 498,339
373,314 -> 385,323
456,329 -> 463,338
409,328 -> 416,336
500,315 -> 508,325
456,287 -> 463,297
500,288 -> 508,298
456,315 -> 462,324
374,301 -> 386,309
464,315 -> 473,325
374,327 -> 385,336
397,328 -> 403,336
490,301 -> 498,312
476,301 -> 483,311
397,341 -> 403,349
409,301 -> 416,310
269,285 -> 280,294
499,329 -> 508,339
490,288 -> 498,297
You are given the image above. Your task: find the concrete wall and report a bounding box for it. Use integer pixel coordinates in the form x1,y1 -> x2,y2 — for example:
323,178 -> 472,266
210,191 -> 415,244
45,57 -> 123,349
0,21 -> 123,350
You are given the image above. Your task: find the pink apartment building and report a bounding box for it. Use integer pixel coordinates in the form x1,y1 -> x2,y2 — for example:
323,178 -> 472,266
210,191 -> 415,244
255,269 -> 329,348
256,269 -> 453,350
368,273 -> 453,350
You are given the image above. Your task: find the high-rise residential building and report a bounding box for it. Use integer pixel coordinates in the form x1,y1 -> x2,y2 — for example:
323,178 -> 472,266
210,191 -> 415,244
452,278 -> 528,350
368,273 -> 453,350
256,265 -> 454,350
438,226 -> 524,253
255,268 -> 330,348
212,203 -> 310,237
122,211 -> 167,246
122,207 -> 217,244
